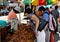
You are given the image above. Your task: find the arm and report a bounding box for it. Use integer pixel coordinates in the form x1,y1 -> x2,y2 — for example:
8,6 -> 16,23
57,12 -> 60,22
31,15 -> 39,32
57,17 -> 60,23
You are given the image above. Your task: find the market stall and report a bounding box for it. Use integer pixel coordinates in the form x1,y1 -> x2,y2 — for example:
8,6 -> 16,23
5,24 -> 35,42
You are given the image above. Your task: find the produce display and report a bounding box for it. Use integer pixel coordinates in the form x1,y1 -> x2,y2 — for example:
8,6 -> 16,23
6,24 -> 35,42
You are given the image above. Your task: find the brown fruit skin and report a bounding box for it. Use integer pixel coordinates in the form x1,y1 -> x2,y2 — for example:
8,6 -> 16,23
6,25 -> 35,42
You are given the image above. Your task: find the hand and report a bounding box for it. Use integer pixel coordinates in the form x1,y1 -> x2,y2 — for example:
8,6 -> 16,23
35,31 -> 39,37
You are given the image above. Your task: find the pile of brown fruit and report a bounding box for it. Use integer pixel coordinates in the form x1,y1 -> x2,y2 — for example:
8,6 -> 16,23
6,24 -> 35,42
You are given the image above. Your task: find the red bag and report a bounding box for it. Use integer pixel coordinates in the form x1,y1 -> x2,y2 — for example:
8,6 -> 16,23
50,32 -> 54,42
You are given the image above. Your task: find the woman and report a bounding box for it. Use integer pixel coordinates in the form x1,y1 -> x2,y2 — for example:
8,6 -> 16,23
25,8 -> 47,42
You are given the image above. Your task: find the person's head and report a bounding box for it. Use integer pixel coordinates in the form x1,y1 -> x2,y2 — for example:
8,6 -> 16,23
46,7 -> 50,12
25,8 -> 32,16
46,7 -> 49,11
38,6 -> 46,16
50,6 -> 52,9
46,7 -> 49,10
13,6 -> 21,13
55,5 -> 58,9
3,6 -> 7,9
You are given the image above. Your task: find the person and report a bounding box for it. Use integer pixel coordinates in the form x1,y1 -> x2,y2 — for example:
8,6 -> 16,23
1,6 -> 9,15
25,8 -> 47,42
37,6 -> 50,42
50,6 -> 54,12
8,5 -> 21,21
46,7 -> 50,13
51,5 -> 59,33
49,13 -> 56,42
31,5 -> 36,14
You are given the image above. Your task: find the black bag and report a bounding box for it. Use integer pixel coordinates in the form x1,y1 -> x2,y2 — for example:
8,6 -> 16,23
30,18 -> 48,32
38,18 -> 48,31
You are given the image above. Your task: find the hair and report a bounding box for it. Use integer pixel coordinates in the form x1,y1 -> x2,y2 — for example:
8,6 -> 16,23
13,8 -> 20,13
25,8 -> 32,14
46,7 -> 49,9
55,5 -> 58,9
50,6 -> 52,9
38,6 -> 46,12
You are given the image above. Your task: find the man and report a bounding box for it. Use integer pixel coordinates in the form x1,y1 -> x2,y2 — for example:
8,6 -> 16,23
51,5 -> 59,33
38,6 -> 50,42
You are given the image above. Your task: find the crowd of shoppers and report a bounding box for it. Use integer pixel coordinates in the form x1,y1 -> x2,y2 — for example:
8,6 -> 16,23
24,5 -> 60,42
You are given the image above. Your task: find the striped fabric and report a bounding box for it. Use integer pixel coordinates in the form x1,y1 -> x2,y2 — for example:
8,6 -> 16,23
49,14 -> 56,31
